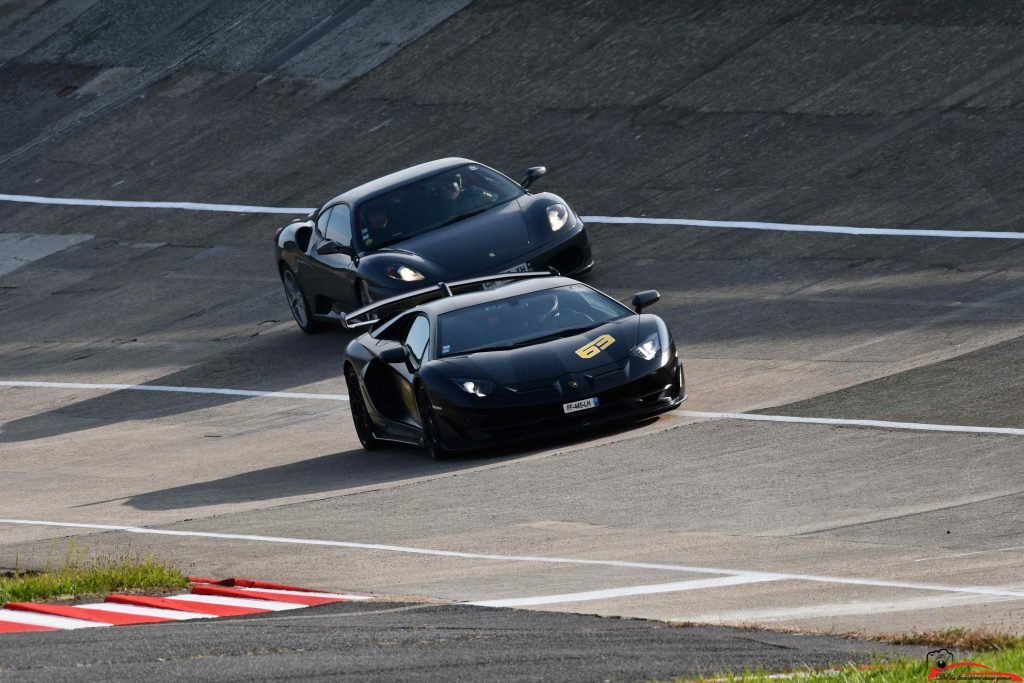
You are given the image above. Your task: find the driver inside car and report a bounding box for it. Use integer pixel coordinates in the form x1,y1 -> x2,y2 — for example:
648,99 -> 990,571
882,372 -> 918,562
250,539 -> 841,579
438,172 -> 496,217
527,290 -> 560,330
361,206 -> 392,248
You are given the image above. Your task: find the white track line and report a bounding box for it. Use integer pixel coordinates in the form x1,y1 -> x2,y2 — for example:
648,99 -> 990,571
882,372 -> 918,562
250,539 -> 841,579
4,380 -> 1022,436
674,410 -> 1024,436
165,594 -> 304,611
3,519 -> 1024,601
583,215 -> 1024,240
77,603 -> 215,620
0,380 -> 348,401
0,193 -> 313,214
469,575 -> 783,607
681,592 -> 1024,624
0,609 -> 107,629
2,193 -> 1023,239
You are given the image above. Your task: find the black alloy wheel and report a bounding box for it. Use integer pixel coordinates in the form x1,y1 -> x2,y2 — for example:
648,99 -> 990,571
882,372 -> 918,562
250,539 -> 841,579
280,267 -> 321,334
346,370 -> 381,451
417,385 -> 448,461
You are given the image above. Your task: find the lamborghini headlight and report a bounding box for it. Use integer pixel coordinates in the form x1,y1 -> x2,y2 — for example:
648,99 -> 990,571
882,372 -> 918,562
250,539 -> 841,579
386,264 -> 425,282
454,378 -> 496,397
546,203 -> 572,231
631,332 -> 661,361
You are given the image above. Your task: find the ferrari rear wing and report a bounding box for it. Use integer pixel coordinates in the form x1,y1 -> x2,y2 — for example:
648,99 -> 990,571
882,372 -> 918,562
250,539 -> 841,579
342,269 -> 559,329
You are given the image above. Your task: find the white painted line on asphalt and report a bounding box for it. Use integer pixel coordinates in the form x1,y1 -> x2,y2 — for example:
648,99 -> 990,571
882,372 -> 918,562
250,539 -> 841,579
5,380 -> 1022,437
165,594 -> 304,611
0,609 -> 107,629
0,380 -> 348,401
582,215 -> 1024,239
468,575 -> 783,607
77,603 -> 215,620
680,591 -> 1024,624
4,518 -> 1024,601
0,193 -> 314,215
674,410 -> 1024,436
3,193 -> 1024,239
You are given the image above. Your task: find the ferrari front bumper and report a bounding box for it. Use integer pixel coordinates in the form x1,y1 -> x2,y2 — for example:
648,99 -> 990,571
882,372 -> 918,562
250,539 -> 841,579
523,224 -> 593,277
362,225 -> 594,304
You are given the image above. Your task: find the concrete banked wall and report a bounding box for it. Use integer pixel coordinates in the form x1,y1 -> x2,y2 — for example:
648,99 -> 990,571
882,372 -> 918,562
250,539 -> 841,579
1,0 -> 1023,248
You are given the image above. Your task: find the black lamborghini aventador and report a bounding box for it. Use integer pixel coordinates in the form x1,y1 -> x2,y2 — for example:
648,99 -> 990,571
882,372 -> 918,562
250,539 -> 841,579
342,272 -> 685,459
275,158 -> 593,333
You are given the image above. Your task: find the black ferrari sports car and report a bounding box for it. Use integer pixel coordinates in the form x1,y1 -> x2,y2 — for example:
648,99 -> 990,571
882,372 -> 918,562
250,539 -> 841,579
342,272 -> 685,459
275,158 -> 593,333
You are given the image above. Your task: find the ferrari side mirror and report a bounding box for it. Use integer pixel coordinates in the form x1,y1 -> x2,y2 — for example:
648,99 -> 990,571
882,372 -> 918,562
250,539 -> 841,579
316,240 -> 340,256
520,166 -> 547,190
316,241 -> 353,257
379,346 -> 410,363
631,290 -> 660,313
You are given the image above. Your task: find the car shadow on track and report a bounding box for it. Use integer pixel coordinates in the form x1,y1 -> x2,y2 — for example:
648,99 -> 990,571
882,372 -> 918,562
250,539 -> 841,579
117,419 -> 659,511
0,327 -> 355,444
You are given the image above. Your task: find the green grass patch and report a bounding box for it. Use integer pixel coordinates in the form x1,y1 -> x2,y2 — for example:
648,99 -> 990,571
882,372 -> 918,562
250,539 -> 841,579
1,540 -> 189,604
654,642 -> 1024,683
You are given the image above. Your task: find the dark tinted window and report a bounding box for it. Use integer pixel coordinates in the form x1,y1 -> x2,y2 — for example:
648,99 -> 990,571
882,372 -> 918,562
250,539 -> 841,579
405,316 -> 430,362
316,206 -> 333,238
325,204 -> 352,245
437,285 -> 632,356
355,164 -> 523,251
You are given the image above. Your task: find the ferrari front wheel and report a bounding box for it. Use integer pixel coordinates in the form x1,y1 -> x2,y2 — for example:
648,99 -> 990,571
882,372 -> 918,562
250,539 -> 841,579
280,266 -> 321,334
346,370 -> 382,451
358,279 -> 373,307
357,280 -> 379,321
416,386 -> 449,461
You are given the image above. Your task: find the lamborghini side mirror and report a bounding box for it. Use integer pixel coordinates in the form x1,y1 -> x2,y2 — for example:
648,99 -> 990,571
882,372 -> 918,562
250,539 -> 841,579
631,290 -> 660,313
520,166 -> 547,190
379,346 -> 409,363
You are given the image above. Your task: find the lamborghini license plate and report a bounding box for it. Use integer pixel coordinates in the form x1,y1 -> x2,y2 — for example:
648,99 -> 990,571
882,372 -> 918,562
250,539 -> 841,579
563,397 -> 599,414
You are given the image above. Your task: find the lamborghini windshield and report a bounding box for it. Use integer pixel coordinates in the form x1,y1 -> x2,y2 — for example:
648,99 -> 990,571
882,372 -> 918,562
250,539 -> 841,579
355,164 -> 523,251
437,284 -> 633,356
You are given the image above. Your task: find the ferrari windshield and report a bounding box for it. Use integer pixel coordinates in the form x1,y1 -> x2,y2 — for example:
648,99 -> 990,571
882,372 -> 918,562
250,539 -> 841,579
355,164 -> 523,251
437,284 -> 633,356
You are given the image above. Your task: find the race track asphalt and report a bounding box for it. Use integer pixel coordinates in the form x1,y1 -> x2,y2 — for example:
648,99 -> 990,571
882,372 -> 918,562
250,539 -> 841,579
1,1 -> 1022,679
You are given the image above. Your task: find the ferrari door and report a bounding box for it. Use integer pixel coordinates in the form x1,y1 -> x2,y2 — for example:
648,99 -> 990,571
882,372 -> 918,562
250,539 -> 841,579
302,203 -> 359,313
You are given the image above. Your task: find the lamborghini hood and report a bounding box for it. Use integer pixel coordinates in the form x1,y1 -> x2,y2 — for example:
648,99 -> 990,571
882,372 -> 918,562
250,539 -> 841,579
437,317 -> 645,387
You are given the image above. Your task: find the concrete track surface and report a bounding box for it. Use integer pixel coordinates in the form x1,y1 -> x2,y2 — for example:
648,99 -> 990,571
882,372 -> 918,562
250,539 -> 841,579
1,1 -> 1023,679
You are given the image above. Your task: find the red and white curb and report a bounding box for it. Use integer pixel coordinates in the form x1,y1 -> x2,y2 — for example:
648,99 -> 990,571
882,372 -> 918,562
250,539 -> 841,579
0,577 -> 371,633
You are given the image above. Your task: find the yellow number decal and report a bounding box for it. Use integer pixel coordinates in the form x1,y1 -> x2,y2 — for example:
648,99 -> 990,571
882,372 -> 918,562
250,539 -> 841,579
575,334 -> 615,359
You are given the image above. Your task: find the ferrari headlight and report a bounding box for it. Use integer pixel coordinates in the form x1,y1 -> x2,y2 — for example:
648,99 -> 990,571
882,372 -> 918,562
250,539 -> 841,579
386,264 -> 425,282
631,332 -> 661,361
454,378 -> 495,397
546,203 -> 572,231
